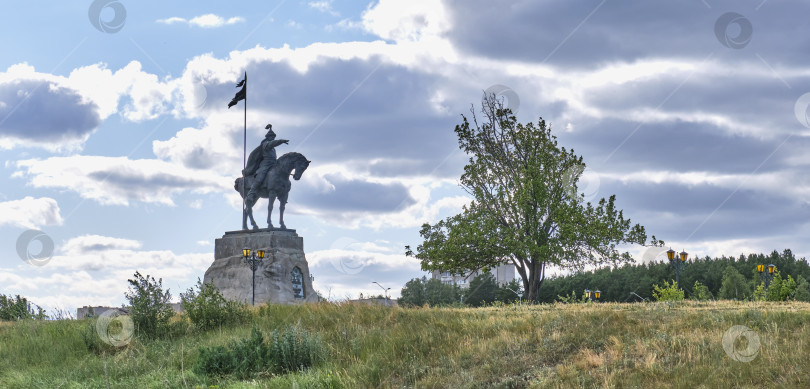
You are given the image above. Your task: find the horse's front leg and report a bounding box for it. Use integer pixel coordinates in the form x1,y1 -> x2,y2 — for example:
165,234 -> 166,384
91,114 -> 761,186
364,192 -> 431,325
248,205 -> 259,230
267,194 -> 275,229
278,191 -> 288,230
279,201 -> 287,230
242,205 -> 249,230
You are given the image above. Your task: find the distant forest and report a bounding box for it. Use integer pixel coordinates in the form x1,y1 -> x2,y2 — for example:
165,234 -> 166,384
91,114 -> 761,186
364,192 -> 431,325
538,249 -> 810,303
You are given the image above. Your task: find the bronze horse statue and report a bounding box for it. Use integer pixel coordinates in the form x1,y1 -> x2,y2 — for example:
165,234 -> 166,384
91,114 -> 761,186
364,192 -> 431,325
235,152 -> 310,230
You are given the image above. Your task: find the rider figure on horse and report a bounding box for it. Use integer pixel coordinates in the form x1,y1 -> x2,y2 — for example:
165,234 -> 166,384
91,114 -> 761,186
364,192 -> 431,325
243,123 -> 289,207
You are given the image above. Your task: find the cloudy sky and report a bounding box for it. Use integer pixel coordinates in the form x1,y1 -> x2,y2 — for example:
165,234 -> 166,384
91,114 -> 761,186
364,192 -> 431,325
2,0 -> 809,313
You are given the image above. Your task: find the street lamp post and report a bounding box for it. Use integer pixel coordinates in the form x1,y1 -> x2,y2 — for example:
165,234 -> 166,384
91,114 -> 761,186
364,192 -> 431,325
242,247 -> 265,306
373,282 -> 391,306
667,248 -> 688,287
757,264 -> 776,288
584,289 -> 601,302
505,286 -> 523,304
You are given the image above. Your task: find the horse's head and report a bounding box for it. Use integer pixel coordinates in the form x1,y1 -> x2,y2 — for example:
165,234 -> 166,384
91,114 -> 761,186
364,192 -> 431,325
292,157 -> 311,181
276,152 -> 310,181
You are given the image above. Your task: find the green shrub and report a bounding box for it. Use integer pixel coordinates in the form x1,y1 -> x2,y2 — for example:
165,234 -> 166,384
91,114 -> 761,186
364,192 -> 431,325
718,265 -> 751,300
795,277 -> 810,302
756,272 -> 799,301
80,318 -> 119,355
652,280 -> 684,301
753,282 -> 767,301
779,274 -> 798,301
556,290 -> 584,304
181,278 -> 251,331
0,294 -> 46,321
194,345 -> 234,377
691,281 -> 713,301
194,325 -> 325,378
271,325 -> 325,374
125,271 -> 174,340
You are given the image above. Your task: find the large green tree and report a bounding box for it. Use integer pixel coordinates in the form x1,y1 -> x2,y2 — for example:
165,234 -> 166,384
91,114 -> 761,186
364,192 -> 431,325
406,95 -> 661,302
718,265 -> 751,300
424,278 -> 459,305
465,272 -> 498,307
399,277 -> 427,307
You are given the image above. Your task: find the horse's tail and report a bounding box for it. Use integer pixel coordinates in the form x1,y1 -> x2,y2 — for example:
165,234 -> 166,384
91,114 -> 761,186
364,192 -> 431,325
234,177 -> 244,197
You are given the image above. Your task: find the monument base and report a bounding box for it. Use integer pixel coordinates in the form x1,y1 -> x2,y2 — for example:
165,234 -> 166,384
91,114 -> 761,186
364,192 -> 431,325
204,229 -> 318,305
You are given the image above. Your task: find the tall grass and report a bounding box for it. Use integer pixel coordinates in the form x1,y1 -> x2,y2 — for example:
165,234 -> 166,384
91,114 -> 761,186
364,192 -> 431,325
0,301 -> 808,387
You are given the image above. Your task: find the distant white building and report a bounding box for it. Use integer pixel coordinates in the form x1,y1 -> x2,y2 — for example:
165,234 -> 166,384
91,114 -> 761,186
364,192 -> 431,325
431,262 -> 515,288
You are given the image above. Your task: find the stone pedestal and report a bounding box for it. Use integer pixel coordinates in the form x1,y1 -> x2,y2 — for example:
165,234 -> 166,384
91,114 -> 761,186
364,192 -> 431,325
204,229 -> 318,305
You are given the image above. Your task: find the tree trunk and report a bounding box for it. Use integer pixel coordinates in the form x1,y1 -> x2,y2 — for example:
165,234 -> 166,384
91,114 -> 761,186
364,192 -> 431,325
526,260 -> 546,302
514,257 -> 530,299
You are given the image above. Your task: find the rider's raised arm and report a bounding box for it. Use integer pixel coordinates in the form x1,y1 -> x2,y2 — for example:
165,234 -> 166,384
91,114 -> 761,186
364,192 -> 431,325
266,139 -> 289,149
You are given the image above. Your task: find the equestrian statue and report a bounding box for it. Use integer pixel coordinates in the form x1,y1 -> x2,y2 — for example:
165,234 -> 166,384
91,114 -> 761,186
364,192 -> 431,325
235,123 -> 310,230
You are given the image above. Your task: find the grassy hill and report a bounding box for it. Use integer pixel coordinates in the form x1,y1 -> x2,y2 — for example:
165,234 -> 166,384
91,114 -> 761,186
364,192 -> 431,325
1,301 -> 808,388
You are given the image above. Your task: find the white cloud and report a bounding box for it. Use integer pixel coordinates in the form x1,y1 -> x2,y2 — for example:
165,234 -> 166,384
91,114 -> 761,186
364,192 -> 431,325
308,1 -> 339,16
361,0 -> 450,43
326,18 -> 361,32
47,248 -> 211,273
157,14 -> 245,28
307,240 -> 424,299
155,17 -> 186,25
0,245 -> 213,312
60,235 -> 142,256
600,169 -> 810,201
0,197 -> 63,229
0,61 -> 179,151
14,156 -> 231,206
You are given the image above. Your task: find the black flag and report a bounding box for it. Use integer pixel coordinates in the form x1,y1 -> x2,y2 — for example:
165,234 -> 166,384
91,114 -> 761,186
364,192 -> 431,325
228,74 -> 246,108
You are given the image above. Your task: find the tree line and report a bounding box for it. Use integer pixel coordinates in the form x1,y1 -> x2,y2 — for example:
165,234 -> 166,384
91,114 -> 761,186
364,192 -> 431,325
399,249 -> 810,305
398,273 -> 523,307
537,249 -> 810,303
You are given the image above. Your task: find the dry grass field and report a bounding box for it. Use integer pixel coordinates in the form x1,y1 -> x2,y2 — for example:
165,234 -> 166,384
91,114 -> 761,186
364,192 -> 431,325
0,300 -> 808,388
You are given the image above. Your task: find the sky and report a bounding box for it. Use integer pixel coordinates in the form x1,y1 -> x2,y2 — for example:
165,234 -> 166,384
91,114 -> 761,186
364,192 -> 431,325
2,0 -> 810,314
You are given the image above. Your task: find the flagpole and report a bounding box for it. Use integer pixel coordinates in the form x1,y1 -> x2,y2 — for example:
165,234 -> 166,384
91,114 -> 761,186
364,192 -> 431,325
243,71 -> 247,170
242,71 -> 247,228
